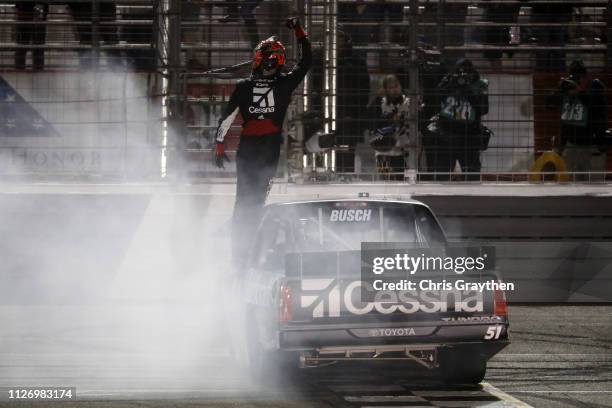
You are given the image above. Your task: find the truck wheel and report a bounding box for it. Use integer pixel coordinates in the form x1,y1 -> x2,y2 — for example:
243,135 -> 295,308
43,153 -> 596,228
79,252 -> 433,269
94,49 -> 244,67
245,312 -> 272,379
245,312 -> 298,386
438,350 -> 487,385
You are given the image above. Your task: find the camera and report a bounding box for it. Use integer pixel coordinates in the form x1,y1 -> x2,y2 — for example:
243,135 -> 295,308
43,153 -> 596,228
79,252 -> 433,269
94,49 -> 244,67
559,77 -> 577,93
450,72 -> 472,88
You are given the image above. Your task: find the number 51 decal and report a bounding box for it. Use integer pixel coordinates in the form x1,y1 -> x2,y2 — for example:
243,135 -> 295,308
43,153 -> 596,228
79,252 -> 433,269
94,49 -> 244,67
484,325 -> 503,340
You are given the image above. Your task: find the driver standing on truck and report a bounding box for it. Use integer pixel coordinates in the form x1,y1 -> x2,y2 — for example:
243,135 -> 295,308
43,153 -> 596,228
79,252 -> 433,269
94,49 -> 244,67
214,17 -> 311,266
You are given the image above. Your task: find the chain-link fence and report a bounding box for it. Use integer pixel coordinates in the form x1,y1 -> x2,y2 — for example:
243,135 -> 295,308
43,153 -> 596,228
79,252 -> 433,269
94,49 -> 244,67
0,0 -> 610,182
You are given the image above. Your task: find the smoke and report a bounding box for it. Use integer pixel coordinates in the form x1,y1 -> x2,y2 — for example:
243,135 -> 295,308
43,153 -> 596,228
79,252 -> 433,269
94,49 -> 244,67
0,63 -> 269,398
0,184 -> 266,396
0,62 -> 164,180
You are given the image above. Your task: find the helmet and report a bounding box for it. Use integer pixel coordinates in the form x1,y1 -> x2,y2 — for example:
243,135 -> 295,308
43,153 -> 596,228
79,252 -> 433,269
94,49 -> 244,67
252,36 -> 286,72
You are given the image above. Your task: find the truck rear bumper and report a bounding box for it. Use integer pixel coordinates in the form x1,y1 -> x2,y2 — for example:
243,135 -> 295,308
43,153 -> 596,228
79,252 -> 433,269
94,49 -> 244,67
292,340 -> 509,369
280,323 -> 509,349
279,323 -> 509,368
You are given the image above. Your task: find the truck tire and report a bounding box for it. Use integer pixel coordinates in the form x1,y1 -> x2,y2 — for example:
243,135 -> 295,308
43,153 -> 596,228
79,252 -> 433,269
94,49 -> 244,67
245,311 -> 298,386
438,349 -> 487,385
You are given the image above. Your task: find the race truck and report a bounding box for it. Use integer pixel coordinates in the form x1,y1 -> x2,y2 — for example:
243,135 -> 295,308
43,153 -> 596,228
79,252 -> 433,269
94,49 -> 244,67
242,198 -> 509,384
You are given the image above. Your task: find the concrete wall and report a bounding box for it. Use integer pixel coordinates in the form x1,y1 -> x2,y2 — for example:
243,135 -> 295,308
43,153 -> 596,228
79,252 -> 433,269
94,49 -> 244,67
1,186 -> 611,304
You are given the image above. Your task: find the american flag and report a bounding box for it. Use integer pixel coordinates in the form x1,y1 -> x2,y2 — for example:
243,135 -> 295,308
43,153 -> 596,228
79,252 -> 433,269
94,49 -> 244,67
0,75 -> 60,137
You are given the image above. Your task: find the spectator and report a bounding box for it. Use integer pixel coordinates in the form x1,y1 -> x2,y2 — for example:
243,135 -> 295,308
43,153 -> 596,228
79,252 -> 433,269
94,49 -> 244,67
338,1 -> 404,45
120,5 -> 155,70
68,1 -> 119,67
335,28 -> 370,173
421,3 -> 468,68
303,46 -> 325,147
15,1 -> 48,70
219,0 -> 264,47
546,60 -> 608,181
423,59 -> 490,181
482,0 -> 521,69
530,3 -> 572,72
367,75 -> 417,178
395,45 -> 446,139
182,0 -> 207,70
338,1 -> 377,45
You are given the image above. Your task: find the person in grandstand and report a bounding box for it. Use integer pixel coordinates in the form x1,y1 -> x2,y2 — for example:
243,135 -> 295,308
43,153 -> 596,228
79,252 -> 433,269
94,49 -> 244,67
67,1 -> 119,67
367,75 -> 418,178
214,17 -> 311,265
482,0 -> 521,69
547,60 -> 608,181
423,59 -> 490,181
530,3 -> 572,73
421,2 -> 468,67
219,0 -> 264,47
15,1 -> 48,71
335,28 -> 371,173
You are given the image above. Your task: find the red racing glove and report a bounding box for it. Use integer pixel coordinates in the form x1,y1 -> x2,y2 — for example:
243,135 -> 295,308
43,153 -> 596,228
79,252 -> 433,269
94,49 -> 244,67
214,142 -> 230,169
286,17 -> 306,39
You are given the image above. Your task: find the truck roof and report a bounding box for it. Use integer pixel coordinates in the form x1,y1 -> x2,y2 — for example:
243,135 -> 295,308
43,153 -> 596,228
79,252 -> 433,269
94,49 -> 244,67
265,197 -> 429,208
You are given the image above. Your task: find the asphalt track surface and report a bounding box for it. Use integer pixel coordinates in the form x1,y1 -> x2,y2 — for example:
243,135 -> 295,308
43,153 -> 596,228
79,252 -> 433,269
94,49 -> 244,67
0,305 -> 610,408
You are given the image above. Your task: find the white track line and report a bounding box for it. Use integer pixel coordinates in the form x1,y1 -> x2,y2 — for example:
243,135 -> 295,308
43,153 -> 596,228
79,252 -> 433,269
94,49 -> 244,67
506,391 -> 612,394
482,382 -> 535,408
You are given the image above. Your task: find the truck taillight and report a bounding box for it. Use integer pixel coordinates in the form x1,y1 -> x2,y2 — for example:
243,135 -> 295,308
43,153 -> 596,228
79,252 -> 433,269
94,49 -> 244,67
493,287 -> 508,317
279,283 -> 293,323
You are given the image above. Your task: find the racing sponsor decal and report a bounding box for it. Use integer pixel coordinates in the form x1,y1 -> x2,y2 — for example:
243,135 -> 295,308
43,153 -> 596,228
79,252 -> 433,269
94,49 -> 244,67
370,327 -> 417,337
349,326 -> 436,338
299,279 -> 483,319
441,316 -> 503,322
250,86 -> 275,114
484,325 -> 504,340
329,209 -> 372,222
300,279 -> 341,318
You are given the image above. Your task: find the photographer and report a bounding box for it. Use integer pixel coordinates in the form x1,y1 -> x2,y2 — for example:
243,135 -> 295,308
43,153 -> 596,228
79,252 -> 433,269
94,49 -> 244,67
424,59 -> 490,181
546,60 -> 608,181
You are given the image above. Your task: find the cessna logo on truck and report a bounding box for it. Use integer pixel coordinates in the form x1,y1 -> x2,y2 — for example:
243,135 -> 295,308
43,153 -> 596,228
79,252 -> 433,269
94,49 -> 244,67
329,209 -> 372,222
300,279 -> 483,319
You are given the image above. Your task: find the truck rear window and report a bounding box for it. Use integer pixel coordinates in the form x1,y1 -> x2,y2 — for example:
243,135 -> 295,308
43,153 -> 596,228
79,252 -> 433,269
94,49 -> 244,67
279,202 -> 446,252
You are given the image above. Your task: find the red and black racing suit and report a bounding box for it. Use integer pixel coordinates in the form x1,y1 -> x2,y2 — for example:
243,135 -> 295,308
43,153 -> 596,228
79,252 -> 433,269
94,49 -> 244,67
215,33 -> 311,263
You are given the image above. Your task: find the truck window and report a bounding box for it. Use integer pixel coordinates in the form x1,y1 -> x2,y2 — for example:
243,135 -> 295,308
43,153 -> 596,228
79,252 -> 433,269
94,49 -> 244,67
414,205 -> 446,246
283,203 -> 445,252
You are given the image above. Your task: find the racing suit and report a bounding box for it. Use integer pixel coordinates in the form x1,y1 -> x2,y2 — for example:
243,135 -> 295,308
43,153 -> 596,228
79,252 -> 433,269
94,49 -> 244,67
215,32 -> 311,264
